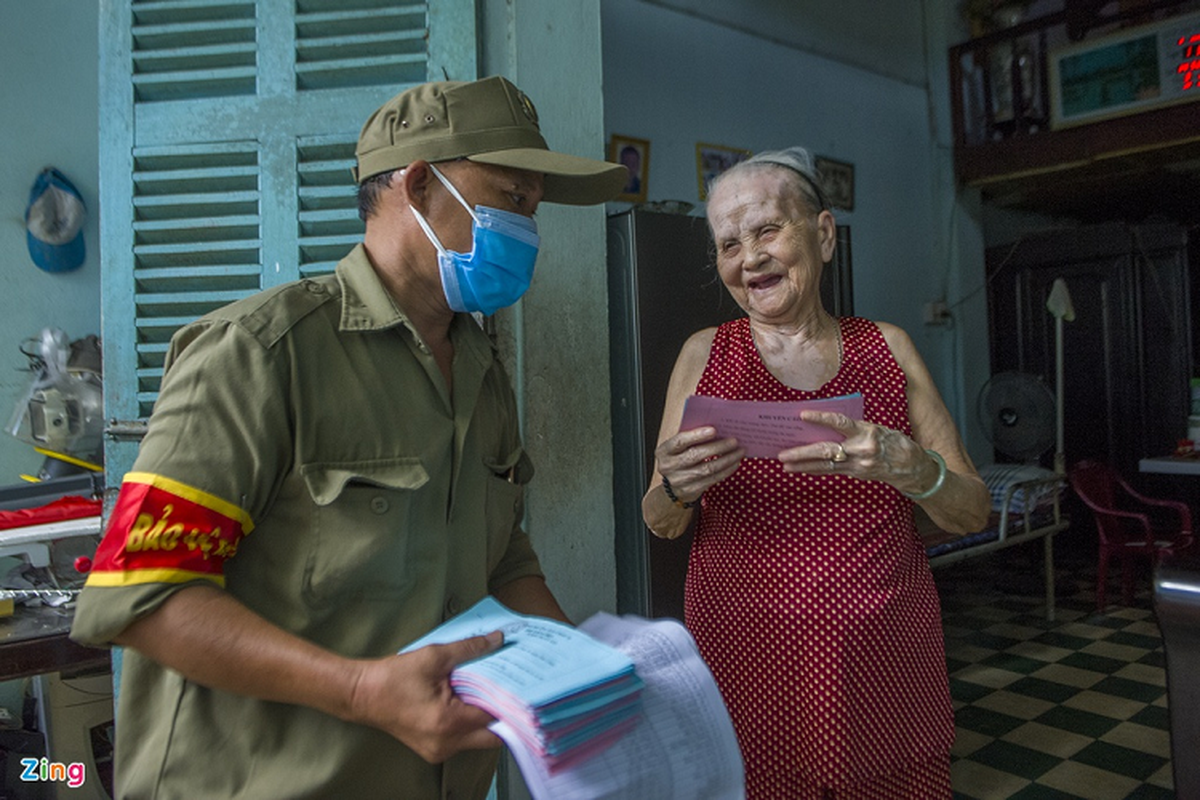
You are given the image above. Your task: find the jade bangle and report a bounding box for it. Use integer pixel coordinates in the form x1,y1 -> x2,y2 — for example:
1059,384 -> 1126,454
903,449 -> 946,500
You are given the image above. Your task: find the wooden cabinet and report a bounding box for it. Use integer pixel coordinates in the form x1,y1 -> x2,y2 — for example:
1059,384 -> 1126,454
987,223 -> 1193,472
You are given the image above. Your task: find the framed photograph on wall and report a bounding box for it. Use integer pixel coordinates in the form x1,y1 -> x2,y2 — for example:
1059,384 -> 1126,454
609,134 -> 650,203
814,156 -> 854,211
695,142 -> 752,200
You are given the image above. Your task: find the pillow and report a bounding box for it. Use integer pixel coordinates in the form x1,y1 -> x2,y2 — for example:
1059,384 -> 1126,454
978,464 -> 1059,515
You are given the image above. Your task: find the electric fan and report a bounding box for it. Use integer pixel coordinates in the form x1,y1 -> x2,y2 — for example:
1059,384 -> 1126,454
977,371 -> 1057,463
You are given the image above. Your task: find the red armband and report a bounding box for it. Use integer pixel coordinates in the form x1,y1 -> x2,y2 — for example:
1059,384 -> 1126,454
85,472 -> 254,588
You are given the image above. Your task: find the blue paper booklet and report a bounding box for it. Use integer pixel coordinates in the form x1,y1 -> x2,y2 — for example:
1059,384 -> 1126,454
401,596 -> 640,707
401,596 -> 644,765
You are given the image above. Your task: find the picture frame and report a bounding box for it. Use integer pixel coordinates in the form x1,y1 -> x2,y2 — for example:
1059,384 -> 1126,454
814,156 -> 855,212
695,142 -> 752,200
609,134 -> 650,203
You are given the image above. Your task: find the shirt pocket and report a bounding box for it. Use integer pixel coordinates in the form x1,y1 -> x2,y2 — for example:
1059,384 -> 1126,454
481,447 -> 532,574
300,458 -> 429,601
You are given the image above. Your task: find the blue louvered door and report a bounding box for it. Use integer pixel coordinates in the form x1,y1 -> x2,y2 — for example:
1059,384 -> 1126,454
100,0 -> 477,480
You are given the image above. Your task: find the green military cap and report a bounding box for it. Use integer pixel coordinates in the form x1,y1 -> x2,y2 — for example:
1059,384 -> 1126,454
354,76 -> 626,205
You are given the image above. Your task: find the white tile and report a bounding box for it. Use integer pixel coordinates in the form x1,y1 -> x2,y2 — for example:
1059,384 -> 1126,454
1035,761 -> 1140,800
1081,640 -> 1151,662
1100,721 -> 1172,758
1030,663 -> 1105,689
950,759 -> 1030,800
1001,721 -> 1092,759
1112,662 -> 1166,687
951,727 -> 992,758
1063,690 -> 1147,720
952,664 -> 1024,690
974,690 -> 1055,720
1005,641 -> 1073,663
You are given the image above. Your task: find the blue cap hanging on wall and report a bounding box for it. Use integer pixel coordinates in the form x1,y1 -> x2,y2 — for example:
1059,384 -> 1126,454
25,167 -> 86,273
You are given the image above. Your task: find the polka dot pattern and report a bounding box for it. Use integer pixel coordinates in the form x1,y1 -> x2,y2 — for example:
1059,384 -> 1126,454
687,317 -> 954,798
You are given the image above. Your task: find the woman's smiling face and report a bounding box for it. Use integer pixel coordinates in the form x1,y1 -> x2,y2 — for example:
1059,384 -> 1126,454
707,167 -> 835,324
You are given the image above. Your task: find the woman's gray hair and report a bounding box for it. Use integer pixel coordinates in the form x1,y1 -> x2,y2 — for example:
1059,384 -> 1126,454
709,146 -> 830,215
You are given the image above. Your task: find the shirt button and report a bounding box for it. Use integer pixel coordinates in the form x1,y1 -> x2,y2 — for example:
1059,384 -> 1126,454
304,281 -> 324,294
369,496 -> 389,514
445,596 -> 461,616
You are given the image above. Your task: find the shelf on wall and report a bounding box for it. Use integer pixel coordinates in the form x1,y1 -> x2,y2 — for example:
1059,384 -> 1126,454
949,0 -> 1200,219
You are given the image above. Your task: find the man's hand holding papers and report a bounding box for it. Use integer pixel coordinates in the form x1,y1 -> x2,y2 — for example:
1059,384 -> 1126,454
401,597 -> 644,771
404,599 -> 745,799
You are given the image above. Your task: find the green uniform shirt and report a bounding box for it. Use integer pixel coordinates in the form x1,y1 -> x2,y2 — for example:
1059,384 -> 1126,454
71,244 -> 544,799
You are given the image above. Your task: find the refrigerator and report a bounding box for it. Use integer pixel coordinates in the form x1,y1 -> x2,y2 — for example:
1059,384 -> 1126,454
607,208 -> 853,619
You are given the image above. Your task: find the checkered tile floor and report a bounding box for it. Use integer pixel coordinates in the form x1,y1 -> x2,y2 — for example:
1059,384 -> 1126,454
934,535 -> 1176,800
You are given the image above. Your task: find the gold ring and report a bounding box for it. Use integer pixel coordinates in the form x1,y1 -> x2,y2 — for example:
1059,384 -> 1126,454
831,443 -> 848,462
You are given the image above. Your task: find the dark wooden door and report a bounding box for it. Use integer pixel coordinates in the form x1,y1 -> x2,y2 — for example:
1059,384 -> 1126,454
987,224 -> 1191,475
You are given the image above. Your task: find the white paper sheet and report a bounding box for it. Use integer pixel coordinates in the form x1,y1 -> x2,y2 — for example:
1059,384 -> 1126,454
496,613 -> 745,800
679,393 -> 863,458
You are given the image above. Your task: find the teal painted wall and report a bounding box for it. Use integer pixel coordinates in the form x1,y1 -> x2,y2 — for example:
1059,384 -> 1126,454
0,2 -> 102,482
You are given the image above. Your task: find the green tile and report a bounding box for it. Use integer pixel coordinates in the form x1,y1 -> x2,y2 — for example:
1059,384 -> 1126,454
954,705 -> 1026,737
1136,650 -> 1165,668
1005,676 -> 1079,703
1034,705 -> 1121,737
1107,630 -> 1162,649
1128,704 -> 1170,730
1056,597 -> 1098,611
1032,631 -> 1093,650
980,652 -> 1049,674
1070,740 -> 1167,781
968,740 -> 1060,780
1122,783 -> 1177,799
946,657 -> 971,674
945,618 -> 996,636
1008,784 -> 1087,799
1058,652 -> 1127,674
1012,614 -> 1062,631
1089,676 -> 1165,703
997,597 -> 1043,612
949,678 -> 995,704
1079,613 -> 1132,629
965,631 -> 1023,650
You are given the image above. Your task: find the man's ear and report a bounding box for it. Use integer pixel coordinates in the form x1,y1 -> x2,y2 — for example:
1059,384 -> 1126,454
397,160 -> 434,213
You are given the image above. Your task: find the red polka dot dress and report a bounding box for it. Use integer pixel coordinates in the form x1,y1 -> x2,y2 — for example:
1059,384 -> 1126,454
687,316 -> 954,798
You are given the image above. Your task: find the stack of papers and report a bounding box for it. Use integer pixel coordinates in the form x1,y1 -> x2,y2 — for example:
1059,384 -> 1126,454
401,597 -> 644,771
505,612 -> 746,799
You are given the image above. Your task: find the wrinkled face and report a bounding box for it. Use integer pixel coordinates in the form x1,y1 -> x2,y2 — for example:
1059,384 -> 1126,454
707,168 -> 835,323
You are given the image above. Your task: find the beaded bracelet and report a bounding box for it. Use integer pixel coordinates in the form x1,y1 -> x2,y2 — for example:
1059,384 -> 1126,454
661,475 -> 697,509
902,449 -> 947,500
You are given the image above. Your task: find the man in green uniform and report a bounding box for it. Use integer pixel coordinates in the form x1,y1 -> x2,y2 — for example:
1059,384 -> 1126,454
70,76 -> 626,799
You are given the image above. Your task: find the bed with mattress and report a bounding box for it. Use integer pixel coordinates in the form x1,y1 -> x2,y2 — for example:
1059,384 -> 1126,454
917,465 -> 1069,620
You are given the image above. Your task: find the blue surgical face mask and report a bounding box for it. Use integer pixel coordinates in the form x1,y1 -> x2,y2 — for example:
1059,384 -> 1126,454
409,165 -> 540,315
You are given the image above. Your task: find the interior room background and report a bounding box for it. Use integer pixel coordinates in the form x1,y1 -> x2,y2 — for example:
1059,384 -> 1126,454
4,0 -> 1194,656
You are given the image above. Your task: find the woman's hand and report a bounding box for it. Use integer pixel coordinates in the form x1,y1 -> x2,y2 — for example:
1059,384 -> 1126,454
777,410 -> 933,493
654,426 -> 745,505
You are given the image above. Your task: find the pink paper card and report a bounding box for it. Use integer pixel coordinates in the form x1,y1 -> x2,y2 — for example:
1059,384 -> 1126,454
679,393 -> 864,459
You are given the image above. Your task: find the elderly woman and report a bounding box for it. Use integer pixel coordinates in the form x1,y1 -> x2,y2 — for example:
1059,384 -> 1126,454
642,147 -> 990,799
